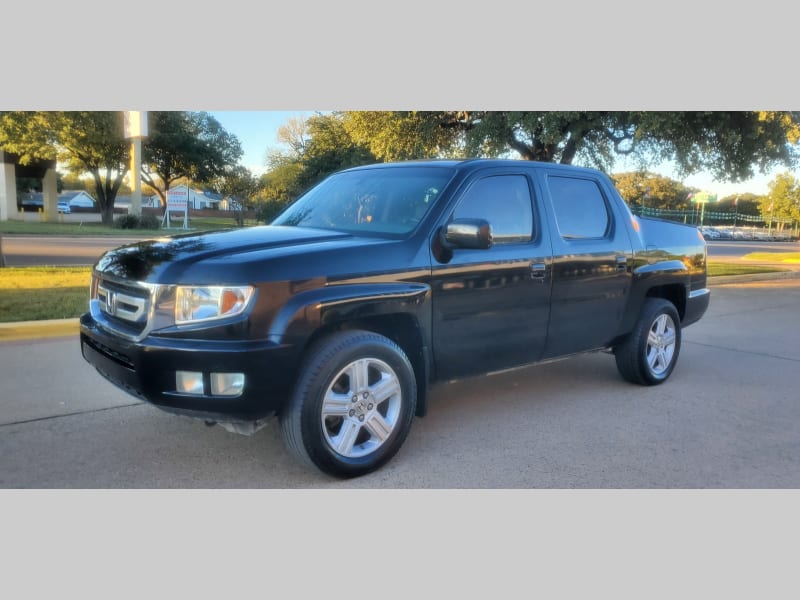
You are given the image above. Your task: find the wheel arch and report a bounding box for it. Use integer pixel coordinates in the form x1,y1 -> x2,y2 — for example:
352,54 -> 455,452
645,283 -> 686,321
299,313 -> 431,418
268,282 -> 433,418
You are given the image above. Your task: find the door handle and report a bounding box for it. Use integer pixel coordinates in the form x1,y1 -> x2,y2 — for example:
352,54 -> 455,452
530,262 -> 547,281
616,255 -> 628,272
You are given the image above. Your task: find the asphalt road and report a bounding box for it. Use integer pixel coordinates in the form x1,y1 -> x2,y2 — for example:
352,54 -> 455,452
1,278 -> 798,488
0,235 -> 144,266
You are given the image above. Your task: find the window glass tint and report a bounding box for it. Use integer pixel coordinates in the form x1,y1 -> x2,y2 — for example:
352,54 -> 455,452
452,175 -> 533,243
548,176 -> 609,239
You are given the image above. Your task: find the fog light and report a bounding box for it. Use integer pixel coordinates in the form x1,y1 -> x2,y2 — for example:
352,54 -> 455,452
210,373 -> 245,397
176,371 -> 204,395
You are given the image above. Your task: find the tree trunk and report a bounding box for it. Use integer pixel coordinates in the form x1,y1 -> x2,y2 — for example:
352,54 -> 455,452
101,204 -> 115,225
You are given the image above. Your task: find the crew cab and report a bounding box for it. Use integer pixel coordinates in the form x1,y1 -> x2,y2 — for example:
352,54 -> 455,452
79,159 -> 710,477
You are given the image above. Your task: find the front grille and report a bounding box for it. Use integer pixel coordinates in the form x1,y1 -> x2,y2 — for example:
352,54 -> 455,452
92,275 -> 156,338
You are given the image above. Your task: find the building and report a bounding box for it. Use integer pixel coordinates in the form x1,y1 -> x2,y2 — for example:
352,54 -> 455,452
19,190 -> 96,210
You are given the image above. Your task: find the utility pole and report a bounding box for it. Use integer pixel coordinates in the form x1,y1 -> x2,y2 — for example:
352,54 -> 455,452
123,111 -> 148,217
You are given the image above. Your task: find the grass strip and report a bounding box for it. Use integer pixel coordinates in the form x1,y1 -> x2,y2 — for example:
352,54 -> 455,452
741,252 -> 800,264
707,262 -> 788,277
0,267 -> 91,322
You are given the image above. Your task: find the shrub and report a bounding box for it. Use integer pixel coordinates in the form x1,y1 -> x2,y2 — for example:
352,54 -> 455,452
114,214 -> 140,229
114,214 -> 162,230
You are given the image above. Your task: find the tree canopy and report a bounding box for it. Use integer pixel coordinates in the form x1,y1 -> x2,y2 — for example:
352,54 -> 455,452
338,111 -> 800,182
142,111 -> 243,206
611,172 -> 695,210
759,172 -> 800,230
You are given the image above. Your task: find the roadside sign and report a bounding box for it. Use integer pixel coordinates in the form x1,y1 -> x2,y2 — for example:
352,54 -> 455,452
164,188 -> 189,229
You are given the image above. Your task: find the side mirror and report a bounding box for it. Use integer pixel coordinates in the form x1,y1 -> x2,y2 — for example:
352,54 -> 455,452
441,218 -> 493,250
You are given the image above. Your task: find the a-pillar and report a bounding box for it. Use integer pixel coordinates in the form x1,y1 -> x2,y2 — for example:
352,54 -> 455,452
0,150 -> 22,221
41,167 -> 59,222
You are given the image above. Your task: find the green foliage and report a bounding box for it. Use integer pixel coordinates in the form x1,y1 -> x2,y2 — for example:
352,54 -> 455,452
257,159 -> 303,207
759,172 -> 800,230
254,114 -> 378,220
336,111 -> 800,181
611,172 -> 694,210
255,198 -> 289,224
298,114 -> 377,189
717,193 -> 760,217
341,111 -> 458,161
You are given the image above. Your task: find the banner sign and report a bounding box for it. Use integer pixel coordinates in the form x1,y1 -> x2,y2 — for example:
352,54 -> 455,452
166,188 -> 188,211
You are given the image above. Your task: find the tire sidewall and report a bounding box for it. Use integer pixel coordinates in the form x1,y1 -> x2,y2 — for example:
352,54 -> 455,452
296,332 -> 417,477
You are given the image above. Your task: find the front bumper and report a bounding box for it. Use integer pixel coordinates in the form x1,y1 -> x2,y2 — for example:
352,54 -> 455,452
80,313 -> 298,422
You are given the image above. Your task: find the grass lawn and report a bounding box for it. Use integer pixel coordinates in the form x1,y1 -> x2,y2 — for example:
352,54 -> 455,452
0,267 -> 92,322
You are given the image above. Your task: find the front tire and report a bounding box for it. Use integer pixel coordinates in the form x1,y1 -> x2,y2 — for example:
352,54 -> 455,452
280,330 -> 417,478
615,298 -> 682,386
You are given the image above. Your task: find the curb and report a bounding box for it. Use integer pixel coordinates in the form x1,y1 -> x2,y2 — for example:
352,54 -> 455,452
0,318 -> 79,342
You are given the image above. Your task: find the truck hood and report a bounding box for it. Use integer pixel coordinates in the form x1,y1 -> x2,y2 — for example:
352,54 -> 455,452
94,226 -> 361,281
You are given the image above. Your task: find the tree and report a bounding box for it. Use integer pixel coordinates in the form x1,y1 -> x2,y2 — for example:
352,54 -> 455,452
339,111 -> 800,182
759,172 -> 800,232
276,116 -> 310,158
717,193 -> 760,217
254,113 -> 378,222
611,172 -> 694,210
0,111 -> 129,224
207,165 -> 259,226
296,113 -> 377,190
254,156 -> 304,222
142,111 -> 243,207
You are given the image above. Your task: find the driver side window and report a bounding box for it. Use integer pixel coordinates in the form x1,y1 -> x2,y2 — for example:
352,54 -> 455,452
452,175 -> 534,244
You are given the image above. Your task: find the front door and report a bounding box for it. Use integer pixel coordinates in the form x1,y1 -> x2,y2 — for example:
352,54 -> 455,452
430,172 -> 553,380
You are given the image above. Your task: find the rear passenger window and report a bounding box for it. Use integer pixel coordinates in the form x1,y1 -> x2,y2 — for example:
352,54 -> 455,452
452,175 -> 533,243
548,176 -> 610,239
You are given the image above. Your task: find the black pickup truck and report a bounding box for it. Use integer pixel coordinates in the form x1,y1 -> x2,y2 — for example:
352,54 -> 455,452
80,159 -> 710,477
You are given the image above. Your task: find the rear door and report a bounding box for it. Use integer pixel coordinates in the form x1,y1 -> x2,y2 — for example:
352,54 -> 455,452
539,171 -> 634,358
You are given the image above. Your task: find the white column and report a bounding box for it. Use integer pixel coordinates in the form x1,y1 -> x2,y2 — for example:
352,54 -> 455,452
130,138 -> 142,216
42,168 -> 58,223
0,151 -> 21,221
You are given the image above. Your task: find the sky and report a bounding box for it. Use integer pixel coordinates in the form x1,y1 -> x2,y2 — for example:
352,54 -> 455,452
208,111 -> 784,199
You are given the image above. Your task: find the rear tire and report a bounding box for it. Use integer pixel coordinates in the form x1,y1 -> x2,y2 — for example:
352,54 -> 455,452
280,330 -> 417,478
615,298 -> 681,386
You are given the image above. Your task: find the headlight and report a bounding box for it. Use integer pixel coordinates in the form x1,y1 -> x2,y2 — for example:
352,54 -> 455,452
175,286 -> 254,324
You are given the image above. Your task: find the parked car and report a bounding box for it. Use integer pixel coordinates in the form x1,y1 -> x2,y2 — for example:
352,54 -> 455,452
80,159 -> 710,477
699,226 -> 720,240
57,201 -> 71,214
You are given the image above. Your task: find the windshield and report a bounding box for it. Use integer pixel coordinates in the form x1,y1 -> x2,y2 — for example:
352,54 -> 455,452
272,166 -> 455,236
